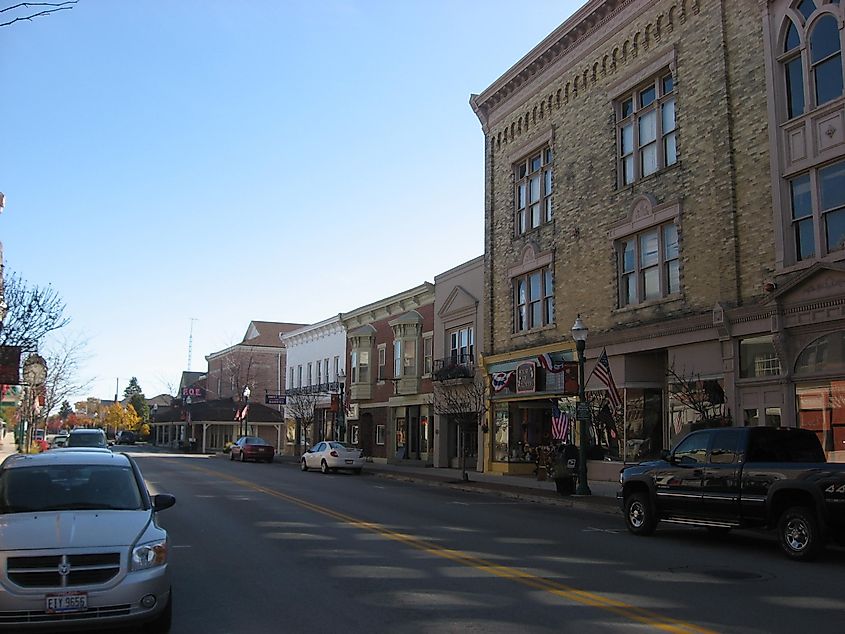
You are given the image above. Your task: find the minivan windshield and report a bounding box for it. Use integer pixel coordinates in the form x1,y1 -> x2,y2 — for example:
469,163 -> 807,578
0,465 -> 143,513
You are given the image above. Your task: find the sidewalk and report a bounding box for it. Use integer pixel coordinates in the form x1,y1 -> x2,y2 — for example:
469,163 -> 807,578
275,454 -> 621,516
0,432 -> 19,463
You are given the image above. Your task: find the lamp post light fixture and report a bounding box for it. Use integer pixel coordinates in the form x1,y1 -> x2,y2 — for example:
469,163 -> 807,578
336,369 -> 346,443
242,385 -> 251,438
571,314 -> 591,496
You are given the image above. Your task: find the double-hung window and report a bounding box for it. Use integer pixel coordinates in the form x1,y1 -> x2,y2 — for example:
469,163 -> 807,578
514,267 -> 554,332
790,159 -> 845,260
618,222 -> 680,306
449,327 -> 474,364
514,148 -> 553,234
618,73 -> 677,186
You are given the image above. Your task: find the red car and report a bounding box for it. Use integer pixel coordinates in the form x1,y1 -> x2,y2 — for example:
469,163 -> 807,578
229,436 -> 275,463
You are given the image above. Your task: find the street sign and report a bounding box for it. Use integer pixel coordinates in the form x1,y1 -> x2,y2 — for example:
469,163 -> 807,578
265,394 -> 286,405
576,402 -> 590,422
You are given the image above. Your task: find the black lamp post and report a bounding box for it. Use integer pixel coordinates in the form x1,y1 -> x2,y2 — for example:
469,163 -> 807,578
571,314 -> 591,496
336,369 -> 346,443
242,386 -> 250,438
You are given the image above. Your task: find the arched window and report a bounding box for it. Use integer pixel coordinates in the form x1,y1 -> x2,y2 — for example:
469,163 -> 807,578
795,331 -> 845,376
784,20 -> 805,118
810,15 -> 843,105
798,0 -> 817,21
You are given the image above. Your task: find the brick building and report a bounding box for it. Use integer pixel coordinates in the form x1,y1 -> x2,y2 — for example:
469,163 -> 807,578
340,284 -> 435,463
469,0 -> 820,478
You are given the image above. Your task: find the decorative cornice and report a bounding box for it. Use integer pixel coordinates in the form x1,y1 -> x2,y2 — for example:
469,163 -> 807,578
340,283 -> 435,329
281,315 -> 344,347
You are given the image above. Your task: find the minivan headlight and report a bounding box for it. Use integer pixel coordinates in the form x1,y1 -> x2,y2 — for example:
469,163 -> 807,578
131,539 -> 168,571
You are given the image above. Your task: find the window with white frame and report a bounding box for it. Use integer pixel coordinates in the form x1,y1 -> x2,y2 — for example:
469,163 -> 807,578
375,424 -> 385,445
324,358 -> 329,384
316,360 -> 322,386
423,336 -> 433,375
352,350 -> 369,384
393,340 -> 401,378
333,356 -> 340,381
307,362 -> 312,386
617,72 -> 677,186
449,326 -> 474,364
781,2 -> 843,121
790,159 -> 845,261
618,222 -> 680,306
377,345 -> 386,380
514,147 -> 553,235
289,367 -> 294,390
403,340 -> 416,376
297,365 -> 303,388
513,267 -> 554,332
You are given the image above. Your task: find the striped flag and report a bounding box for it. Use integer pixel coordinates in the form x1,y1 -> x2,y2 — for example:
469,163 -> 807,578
538,353 -> 565,373
551,403 -> 570,440
591,348 -> 622,413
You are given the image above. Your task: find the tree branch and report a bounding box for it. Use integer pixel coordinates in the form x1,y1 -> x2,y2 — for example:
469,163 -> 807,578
0,1 -> 77,28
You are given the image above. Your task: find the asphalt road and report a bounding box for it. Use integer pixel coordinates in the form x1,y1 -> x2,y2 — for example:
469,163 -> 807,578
127,447 -> 845,634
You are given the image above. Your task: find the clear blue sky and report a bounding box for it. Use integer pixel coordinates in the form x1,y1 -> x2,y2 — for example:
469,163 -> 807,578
1,0 -> 580,403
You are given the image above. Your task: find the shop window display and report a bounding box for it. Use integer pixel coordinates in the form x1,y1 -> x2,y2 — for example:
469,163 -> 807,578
624,388 -> 664,461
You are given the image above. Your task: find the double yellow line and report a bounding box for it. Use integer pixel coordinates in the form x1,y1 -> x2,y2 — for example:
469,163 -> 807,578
186,462 -> 717,634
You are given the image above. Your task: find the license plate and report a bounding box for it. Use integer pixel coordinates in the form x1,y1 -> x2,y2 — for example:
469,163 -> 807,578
345,459 -> 354,464
46,592 -> 88,613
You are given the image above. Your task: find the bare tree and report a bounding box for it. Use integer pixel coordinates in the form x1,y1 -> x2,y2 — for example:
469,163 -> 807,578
0,1 -> 78,28
0,271 -> 69,353
286,391 -> 319,458
431,373 -> 489,482
41,334 -> 92,420
223,347 -> 255,400
666,364 -> 729,440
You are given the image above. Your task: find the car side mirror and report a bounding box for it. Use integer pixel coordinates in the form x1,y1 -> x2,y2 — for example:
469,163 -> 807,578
660,450 -> 672,462
152,493 -> 176,512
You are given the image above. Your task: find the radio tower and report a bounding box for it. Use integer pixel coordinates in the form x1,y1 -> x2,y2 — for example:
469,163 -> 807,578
187,318 -> 198,370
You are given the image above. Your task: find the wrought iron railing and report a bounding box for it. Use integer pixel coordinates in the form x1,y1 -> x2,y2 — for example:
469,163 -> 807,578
432,354 -> 475,382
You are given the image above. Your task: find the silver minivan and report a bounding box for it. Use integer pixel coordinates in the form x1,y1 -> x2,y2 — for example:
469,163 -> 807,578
0,450 -> 175,631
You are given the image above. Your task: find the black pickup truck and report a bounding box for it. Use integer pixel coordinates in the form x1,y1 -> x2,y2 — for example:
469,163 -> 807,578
618,427 -> 845,560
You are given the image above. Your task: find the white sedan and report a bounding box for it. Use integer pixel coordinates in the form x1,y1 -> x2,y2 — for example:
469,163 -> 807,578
301,441 -> 364,474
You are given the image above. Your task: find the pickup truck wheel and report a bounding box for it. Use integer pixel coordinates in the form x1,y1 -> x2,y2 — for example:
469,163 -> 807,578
625,492 -> 657,536
778,506 -> 822,561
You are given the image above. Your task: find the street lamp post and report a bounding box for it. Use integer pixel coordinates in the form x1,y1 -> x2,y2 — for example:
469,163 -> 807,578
242,386 -> 250,438
571,315 -> 591,496
336,369 -> 346,443
22,354 -> 47,453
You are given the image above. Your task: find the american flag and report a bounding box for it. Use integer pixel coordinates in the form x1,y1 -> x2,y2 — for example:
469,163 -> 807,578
591,348 -> 622,413
538,353 -> 565,373
551,403 -> 570,440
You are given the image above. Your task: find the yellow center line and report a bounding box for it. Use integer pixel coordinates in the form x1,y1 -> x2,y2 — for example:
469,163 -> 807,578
183,461 -> 718,634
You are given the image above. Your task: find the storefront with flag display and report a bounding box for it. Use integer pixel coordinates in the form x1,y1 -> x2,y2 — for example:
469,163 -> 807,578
482,345 -> 580,475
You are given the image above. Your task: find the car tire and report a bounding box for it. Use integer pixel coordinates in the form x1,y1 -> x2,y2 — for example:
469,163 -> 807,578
321,460 -> 330,474
624,491 -> 657,536
300,459 -> 308,472
778,506 -> 822,561
229,451 -> 234,461
239,451 -> 245,462
144,590 -> 172,633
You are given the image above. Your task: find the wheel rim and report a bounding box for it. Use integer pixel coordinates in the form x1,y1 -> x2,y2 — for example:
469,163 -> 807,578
629,500 -> 645,528
322,461 -> 327,473
785,517 -> 810,552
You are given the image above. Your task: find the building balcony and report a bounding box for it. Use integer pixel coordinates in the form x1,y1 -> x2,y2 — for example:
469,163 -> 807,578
432,354 -> 475,383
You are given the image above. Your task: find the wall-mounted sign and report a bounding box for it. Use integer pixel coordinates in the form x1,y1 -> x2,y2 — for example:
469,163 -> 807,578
182,386 -> 205,399
562,362 -> 579,396
515,362 -> 536,394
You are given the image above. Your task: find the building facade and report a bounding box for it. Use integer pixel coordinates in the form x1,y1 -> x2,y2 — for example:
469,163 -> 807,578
341,283 -> 435,463
432,256 -> 486,470
470,0 -> 802,478
281,316 -> 346,455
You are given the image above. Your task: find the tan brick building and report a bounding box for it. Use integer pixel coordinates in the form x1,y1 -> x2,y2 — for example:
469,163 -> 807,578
470,0 -> 845,477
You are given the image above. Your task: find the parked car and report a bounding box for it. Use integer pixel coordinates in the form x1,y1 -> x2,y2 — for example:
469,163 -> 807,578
116,430 -> 137,445
229,436 -> 275,463
51,434 -> 68,448
301,441 -> 364,474
0,449 -> 176,631
618,426 -> 845,560
66,428 -> 108,449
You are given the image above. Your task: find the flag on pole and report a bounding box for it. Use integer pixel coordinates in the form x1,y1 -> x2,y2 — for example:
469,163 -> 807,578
241,404 -> 249,420
551,403 -> 570,440
591,348 -> 622,413
538,353 -> 565,373
234,408 -> 241,421
491,371 -> 514,392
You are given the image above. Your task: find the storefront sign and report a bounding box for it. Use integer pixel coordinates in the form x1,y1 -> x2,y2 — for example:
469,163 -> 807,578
516,362 -> 536,394
182,386 -> 205,399
576,402 -> 591,421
